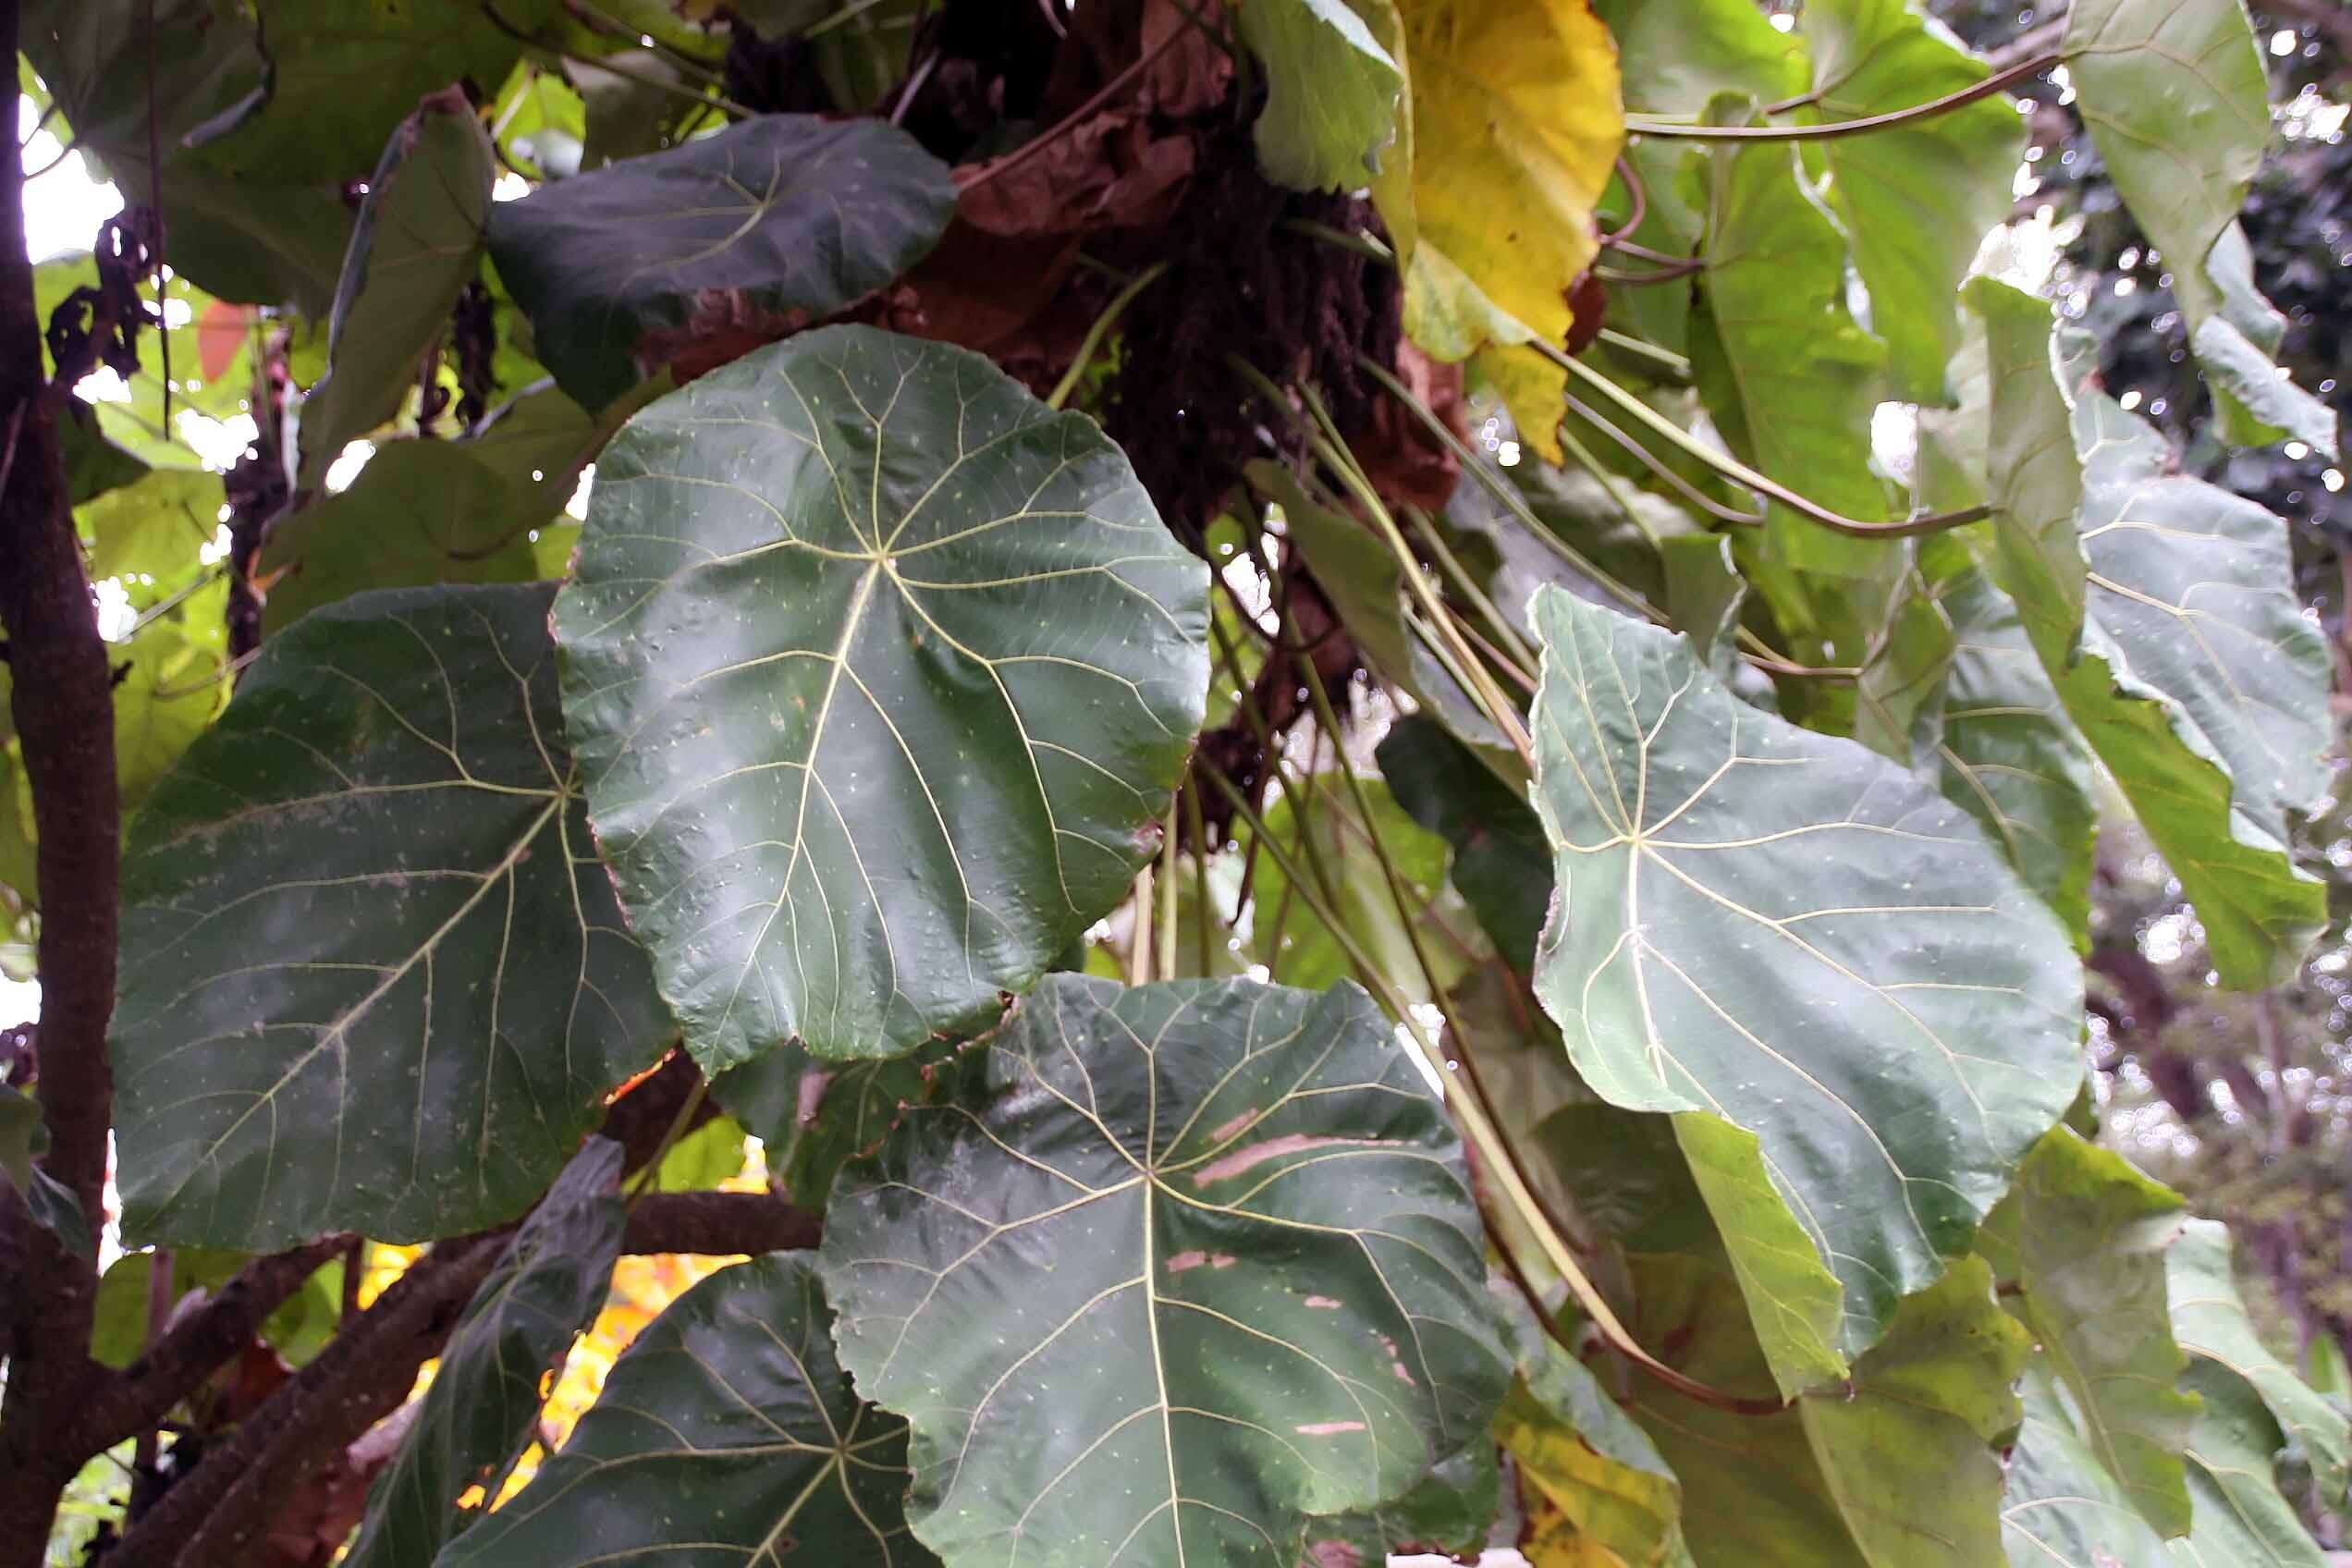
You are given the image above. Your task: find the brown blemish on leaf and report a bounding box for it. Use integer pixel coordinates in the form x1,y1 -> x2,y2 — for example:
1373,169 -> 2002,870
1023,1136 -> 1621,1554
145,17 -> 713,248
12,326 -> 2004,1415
1191,1133 -> 1378,1187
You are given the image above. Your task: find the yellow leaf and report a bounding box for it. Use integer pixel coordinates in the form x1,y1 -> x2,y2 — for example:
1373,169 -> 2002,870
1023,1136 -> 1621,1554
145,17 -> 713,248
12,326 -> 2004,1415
1525,1494 -> 1635,1567
1391,0 -> 1623,460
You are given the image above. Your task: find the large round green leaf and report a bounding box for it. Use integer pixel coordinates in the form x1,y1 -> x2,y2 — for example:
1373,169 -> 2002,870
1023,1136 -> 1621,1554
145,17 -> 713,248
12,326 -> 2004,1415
555,325 -> 1208,1070
818,974 -> 1508,1568
1525,585 -> 2083,1382
485,116 -> 959,410
112,583 -> 674,1250
434,1253 -> 927,1567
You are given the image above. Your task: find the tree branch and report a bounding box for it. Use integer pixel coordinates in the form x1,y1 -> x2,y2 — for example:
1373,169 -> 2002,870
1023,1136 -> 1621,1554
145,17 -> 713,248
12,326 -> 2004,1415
622,1190 -> 822,1256
0,0 -> 128,1555
70,1236 -> 355,1458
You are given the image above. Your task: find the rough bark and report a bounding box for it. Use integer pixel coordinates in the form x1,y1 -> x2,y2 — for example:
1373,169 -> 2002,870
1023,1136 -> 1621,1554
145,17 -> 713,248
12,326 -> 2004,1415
0,0 -> 128,1554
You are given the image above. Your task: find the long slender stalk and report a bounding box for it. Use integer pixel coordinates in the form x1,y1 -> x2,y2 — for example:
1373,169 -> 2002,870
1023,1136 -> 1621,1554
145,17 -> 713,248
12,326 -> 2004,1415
1547,346 -> 1991,539
1156,798 -> 1180,981
1402,502 -> 1537,677
1195,761 -> 1778,1415
1047,261 -> 1169,410
1183,778 -> 1214,976
1625,54 -> 2056,141
1355,355 -> 1661,623
1248,365 -> 1533,764
1562,389 -> 1767,527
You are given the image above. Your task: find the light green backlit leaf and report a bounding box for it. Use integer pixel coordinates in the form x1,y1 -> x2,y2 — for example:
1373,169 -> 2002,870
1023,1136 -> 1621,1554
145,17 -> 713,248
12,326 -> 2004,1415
1526,585 -> 2083,1382
1236,0 -> 1402,193
1981,1129 -> 2198,1537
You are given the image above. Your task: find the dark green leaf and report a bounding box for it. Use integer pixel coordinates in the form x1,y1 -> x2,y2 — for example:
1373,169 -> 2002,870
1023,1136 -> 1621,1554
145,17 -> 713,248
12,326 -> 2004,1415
486,116 -> 958,410
1979,1129 -> 2199,1537
1971,279 -> 2333,988
436,1253 -> 933,1568
1378,715 -> 1550,972
1303,1440 -> 1500,1564
1526,585 -> 2083,1388
346,1138 -> 625,1568
112,583 -> 673,1250
1236,0 -> 1402,193
58,404 -> 150,507
819,974 -> 1509,1568
556,326 -> 1207,1069
296,87 -> 496,488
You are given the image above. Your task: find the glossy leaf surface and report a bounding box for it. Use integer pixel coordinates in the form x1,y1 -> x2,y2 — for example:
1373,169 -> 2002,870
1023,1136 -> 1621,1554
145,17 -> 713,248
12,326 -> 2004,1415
113,584 -> 672,1249
820,974 -> 1508,1568
557,326 -> 1207,1070
486,116 -> 958,409
1527,584 -> 2083,1380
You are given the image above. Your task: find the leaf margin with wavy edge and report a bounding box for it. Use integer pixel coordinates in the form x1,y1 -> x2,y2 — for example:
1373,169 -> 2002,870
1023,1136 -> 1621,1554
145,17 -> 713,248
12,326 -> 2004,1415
2000,1357 -> 2174,1568
1236,0 -> 1402,194
434,1250 -> 934,1568
1967,276 -> 2332,989
344,1137 -> 626,1568
1525,582 -> 2084,1390
1978,1127 -> 2199,1538
555,324 -> 1207,1072
110,582 -> 674,1251
2165,1216 -> 2350,1505
817,972 -> 1510,1568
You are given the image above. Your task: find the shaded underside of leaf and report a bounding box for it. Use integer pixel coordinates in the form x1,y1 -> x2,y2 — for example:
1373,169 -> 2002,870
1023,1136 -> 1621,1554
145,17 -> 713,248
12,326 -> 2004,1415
485,115 -> 959,410
345,1137 -> 625,1568
1970,279 -> 2332,989
436,1252 -> 933,1568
